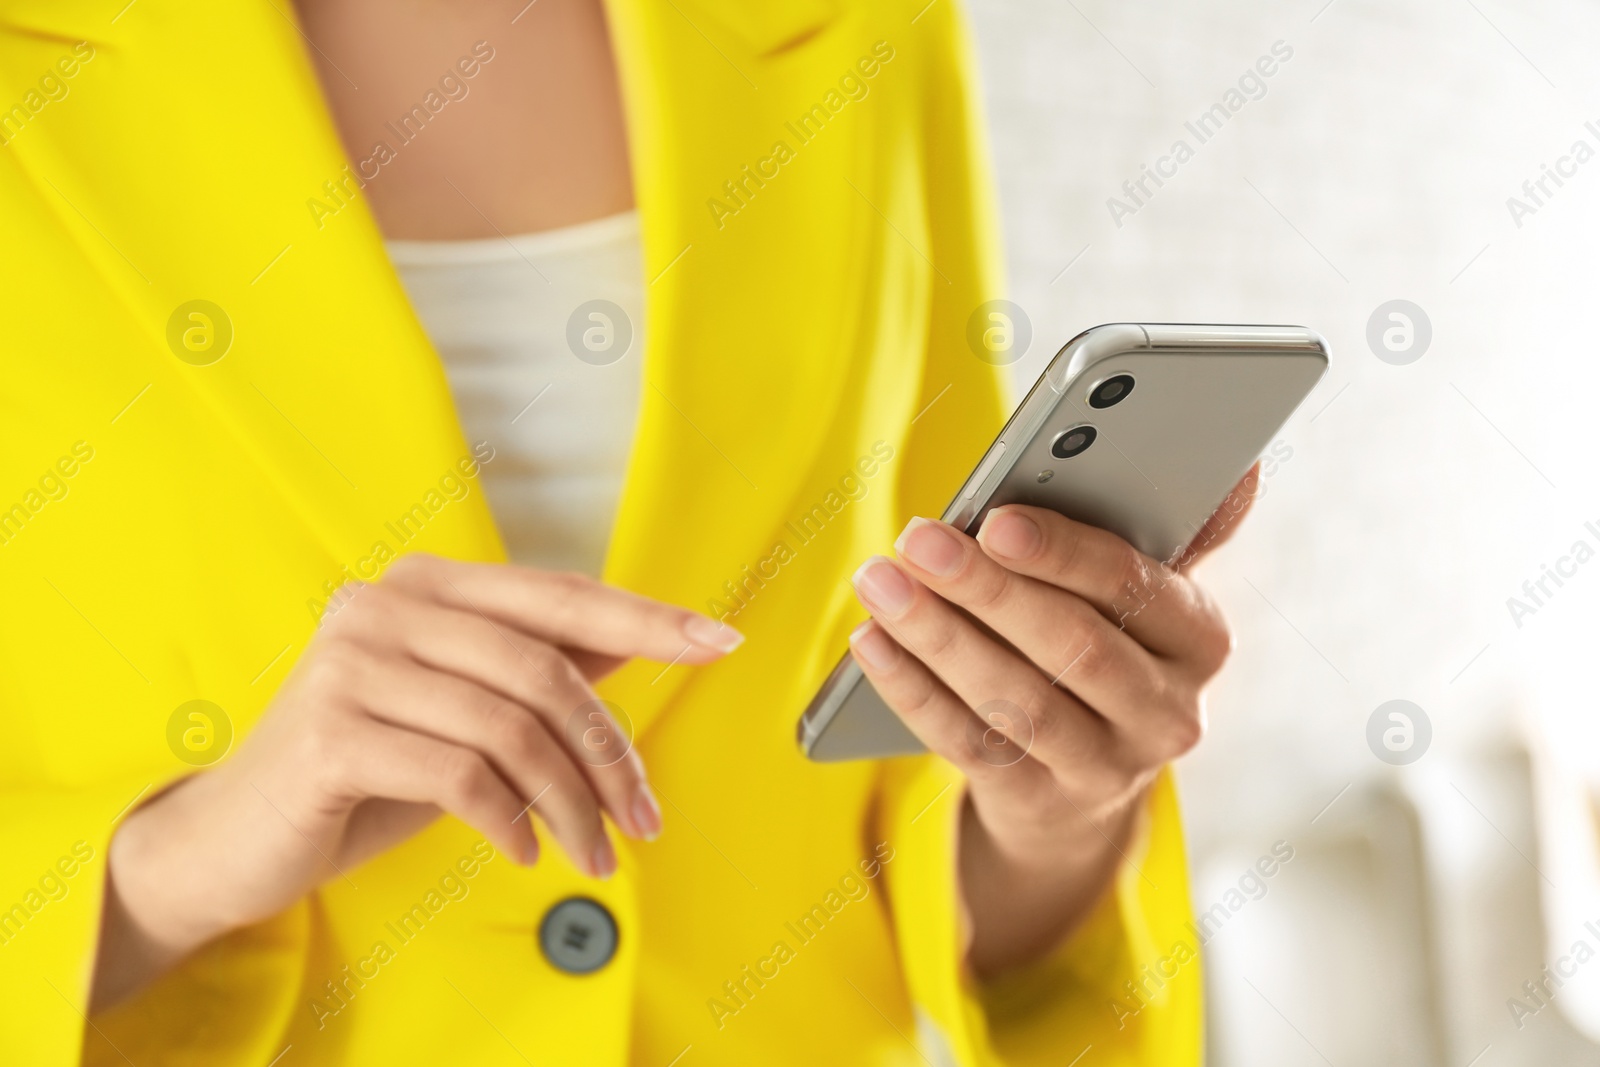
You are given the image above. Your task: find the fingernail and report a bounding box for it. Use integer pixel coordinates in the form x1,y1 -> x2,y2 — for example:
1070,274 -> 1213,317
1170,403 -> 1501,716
979,509 -> 1042,560
894,517 -> 963,577
849,620 -> 900,671
591,836 -> 617,880
852,556 -> 915,616
632,785 -> 662,841
684,613 -> 745,653
522,838 -> 540,866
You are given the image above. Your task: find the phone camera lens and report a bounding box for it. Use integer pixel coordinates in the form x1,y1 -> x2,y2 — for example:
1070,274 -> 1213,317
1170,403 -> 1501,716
1088,373 -> 1135,409
1050,425 -> 1097,459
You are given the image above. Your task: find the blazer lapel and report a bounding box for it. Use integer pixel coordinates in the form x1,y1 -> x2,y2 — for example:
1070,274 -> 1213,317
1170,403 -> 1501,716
5,0 -> 503,571
6,0 -> 874,744
594,0 -> 873,740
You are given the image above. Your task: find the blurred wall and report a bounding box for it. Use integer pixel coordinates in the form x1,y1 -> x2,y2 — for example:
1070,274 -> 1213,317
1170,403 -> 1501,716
967,1 -> 1600,1062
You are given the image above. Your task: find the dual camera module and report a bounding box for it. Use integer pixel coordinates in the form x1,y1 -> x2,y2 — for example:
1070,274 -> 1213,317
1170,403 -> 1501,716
1050,373 -> 1134,460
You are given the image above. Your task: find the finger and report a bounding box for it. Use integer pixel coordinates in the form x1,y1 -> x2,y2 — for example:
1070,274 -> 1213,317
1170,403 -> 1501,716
332,716 -> 538,866
855,554 -> 1199,766
972,506 -> 1227,665
846,620 -> 1061,791
383,554 -> 743,663
564,649 -> 628,681
1176,462 -> 1261,569
890,523 -> 1182,718
353,657 -> 618,879
376,597 -> 659,841
848,556 -> 1169,769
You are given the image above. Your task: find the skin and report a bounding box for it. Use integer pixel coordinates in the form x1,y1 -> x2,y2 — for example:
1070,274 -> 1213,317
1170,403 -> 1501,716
90,0 -> 1259,1011
94,557 -> 743,1010
293,0 -> 633,239
855,469 -> 1258,976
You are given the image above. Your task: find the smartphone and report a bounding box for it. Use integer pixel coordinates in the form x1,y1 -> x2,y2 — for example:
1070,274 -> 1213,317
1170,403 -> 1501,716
796,322 -> 1330,762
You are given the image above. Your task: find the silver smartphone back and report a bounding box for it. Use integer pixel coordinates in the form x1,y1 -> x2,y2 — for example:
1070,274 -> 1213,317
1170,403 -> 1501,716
797,322 -> 1330,762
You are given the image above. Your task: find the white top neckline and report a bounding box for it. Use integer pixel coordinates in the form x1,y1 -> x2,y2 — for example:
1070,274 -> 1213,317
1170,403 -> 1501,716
386,209 -> 640,267
385,208 -> 645,578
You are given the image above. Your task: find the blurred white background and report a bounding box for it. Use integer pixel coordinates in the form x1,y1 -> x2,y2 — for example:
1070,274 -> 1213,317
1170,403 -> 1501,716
968,0 -> 1600,1063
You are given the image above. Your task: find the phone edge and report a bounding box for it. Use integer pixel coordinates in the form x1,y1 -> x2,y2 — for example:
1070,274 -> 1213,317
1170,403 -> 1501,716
797,323 -> 1329,760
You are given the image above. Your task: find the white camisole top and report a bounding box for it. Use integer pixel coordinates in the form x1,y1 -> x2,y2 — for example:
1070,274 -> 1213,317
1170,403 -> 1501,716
386,211 -> 644,578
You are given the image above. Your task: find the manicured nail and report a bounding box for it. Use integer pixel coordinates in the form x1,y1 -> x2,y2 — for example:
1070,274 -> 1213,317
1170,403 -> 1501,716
849,620 -> 901,672
979,509 -> 1042,560
684,614 -> 745,653
631,785 -> 662,841
591,837 -> 618,880
894,517 -> 963,577
852,556 -> 915,616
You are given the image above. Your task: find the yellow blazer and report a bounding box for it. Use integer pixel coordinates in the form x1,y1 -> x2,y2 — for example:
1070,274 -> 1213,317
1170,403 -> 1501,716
0,0 -> 1200,1063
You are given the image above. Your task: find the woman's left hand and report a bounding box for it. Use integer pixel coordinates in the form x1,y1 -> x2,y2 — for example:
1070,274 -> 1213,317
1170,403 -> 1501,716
847,465 -> 1259,977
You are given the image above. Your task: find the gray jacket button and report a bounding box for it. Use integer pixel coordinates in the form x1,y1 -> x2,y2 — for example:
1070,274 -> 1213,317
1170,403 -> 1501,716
539,897 -> 618,975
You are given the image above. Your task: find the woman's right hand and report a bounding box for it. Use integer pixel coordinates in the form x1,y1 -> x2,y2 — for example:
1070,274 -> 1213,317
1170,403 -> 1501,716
91,553 -> 742,1011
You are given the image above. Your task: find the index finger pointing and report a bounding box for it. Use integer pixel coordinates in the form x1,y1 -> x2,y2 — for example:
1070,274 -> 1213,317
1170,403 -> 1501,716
384,555 -> 743,664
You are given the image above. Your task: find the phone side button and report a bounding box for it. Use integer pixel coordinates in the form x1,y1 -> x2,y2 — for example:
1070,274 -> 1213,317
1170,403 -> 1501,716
962,441 -> 1007,500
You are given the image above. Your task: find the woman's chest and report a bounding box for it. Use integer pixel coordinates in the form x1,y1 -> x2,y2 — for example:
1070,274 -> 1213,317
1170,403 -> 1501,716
290,0 -> 634,239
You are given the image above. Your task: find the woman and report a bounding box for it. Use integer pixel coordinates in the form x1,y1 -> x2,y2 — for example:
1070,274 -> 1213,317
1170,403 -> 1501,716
0,0 -> 1251,1062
